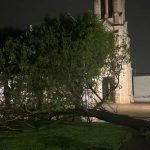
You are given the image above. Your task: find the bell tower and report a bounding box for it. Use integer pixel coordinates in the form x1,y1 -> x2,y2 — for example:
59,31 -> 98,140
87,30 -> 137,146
94,0 -> 125,24
93,0 -> 134,104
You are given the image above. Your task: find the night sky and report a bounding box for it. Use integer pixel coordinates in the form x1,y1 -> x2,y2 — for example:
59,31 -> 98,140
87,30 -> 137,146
0,0 -> 150,74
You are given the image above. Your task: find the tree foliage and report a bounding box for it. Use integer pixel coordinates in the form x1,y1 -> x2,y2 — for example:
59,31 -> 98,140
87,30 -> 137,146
0,12 -> 114,110
0,12 -> 148,132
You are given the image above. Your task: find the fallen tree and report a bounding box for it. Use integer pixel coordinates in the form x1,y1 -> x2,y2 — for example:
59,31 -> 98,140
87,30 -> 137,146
36,109 -> 150,131
0,107 -> 149,131
0,12 -> 149,132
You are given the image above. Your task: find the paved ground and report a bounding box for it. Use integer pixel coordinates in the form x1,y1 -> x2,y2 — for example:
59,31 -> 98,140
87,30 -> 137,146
120,135 -> 150,150
102,103 -> 150,150
103,103 -> 150,118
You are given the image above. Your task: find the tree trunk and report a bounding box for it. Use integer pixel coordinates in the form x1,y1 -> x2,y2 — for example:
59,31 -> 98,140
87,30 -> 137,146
49,109 -> 150,131
84,109 -> 150,130
3,81 -> 11,108
37,90 -> 43,111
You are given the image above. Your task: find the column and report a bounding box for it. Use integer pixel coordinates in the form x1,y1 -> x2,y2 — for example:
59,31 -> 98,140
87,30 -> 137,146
105,0 -> 109,18
113,0 -> 119,24
113,0 -> 118,12
122,0 -> 125,23
93,0 -> 101,18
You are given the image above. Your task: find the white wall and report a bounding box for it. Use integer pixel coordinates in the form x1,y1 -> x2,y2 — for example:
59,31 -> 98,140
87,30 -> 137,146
134,76 -> 150,102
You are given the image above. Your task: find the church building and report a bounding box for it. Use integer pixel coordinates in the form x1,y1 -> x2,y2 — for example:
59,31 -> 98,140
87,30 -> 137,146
93,0 -> 133,104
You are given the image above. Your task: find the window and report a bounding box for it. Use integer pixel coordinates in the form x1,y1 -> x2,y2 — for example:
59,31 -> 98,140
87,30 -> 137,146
108,0 -> 113,18
102,77 -> 115,101
101,0 -> 106,19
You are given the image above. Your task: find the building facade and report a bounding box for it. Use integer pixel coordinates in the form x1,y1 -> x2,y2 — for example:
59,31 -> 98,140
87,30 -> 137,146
93,0 -> 133,104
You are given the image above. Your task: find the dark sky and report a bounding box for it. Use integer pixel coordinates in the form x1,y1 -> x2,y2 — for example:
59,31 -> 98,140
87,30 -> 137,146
0,0 -> 150,74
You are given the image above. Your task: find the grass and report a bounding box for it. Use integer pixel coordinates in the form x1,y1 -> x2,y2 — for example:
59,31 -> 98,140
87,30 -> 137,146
142,131 -> 150,139
0,122 -> 132,150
